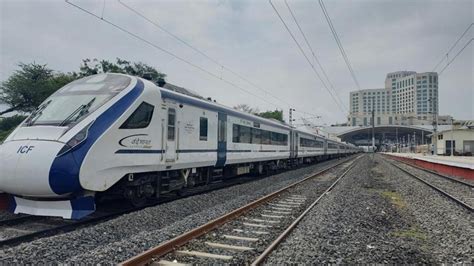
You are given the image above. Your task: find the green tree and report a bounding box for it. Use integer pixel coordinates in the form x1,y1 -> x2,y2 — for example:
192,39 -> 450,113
234,104 -> 285,123
0,115 -> 27,131
0,115 -> 27,142
0,63 -> 76,116
257,109 -> 284,122
0,58 -> 166,117
234,104 -> 259,114
79,58 -> 166,85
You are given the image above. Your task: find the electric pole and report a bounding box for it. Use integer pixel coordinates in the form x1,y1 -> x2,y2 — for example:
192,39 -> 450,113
429,98 -> 438,156
372,97 -> 375,152
289,108 -> 295,127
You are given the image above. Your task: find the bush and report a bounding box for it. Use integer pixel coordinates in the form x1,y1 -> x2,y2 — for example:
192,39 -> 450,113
0,115 -> 27,131
0,128 -> 14,142
0,115 -> 26,142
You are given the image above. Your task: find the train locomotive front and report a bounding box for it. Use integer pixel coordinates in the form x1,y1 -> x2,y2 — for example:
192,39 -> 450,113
0,73 -> 155,219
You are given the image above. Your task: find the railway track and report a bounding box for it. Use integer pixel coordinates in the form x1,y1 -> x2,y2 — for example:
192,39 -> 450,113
121,155 -> 362,265
0,209 -> 139,248
0,215 -> 39,226
384,156 -> 473,212
0,156 -> 356,249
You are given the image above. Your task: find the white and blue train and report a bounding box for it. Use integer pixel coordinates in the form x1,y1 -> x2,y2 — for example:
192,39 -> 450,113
0,74 -> 359,219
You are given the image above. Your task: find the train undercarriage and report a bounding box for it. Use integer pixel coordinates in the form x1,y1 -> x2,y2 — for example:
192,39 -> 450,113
101,154 -> 349,207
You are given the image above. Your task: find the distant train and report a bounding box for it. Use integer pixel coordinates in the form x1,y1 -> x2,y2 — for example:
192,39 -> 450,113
0,74 -> 360,219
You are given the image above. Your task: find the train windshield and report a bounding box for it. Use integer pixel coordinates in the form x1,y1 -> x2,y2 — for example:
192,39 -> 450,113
25,74 -> 131,126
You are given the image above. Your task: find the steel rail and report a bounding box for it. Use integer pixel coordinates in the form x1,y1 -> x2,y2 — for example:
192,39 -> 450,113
0,186 -> 236,249
120,155 -> 361,266
387,159 -> 473,212
0,215 -> 40,227
0,210 -> 136,248
0,156 -> 355,249
251,156 -> 359,265
385,155 -> 473,188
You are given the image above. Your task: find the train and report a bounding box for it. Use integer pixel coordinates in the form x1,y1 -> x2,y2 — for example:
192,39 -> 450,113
0,73 -> 360,219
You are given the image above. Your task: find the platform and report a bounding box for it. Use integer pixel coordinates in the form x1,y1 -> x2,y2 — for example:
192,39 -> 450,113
383,152 -> 474,180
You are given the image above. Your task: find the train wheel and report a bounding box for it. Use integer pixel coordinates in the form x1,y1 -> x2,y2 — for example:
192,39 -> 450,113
125,187 -> 147,207
130,194 -> 147,207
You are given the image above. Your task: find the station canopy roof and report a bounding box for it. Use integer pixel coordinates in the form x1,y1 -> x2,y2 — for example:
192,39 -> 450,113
323,125 -> 452,145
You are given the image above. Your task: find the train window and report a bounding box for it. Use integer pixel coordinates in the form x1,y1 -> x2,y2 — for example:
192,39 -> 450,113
232,124 -> 287,146
261,130 -> 271,145
119,102 -> 154,129
271,132 -> 278,145
239,126 -> 251,144
199,117 -> 208,141
232,124 -> 240,143
300,137 -> 323,148
218,119 -> 227,142
252,128 -> 262,144
27,74 -> 132,126
167,108 -> 176,140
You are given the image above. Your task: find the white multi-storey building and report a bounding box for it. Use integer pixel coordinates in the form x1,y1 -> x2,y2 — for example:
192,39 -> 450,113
349,71 -> 439,126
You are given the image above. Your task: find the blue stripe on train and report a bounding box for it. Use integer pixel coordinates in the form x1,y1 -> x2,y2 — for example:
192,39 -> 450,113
70,196 -> 96,220
49,80 -> 144,195
115,149 -> 163,154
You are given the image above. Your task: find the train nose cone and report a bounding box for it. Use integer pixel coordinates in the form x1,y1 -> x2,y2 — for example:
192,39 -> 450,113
0,140 -> 80,197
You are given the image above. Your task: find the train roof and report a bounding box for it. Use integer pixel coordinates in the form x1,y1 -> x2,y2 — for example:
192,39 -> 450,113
139,78 -> 361,147
157,84 -> 292,131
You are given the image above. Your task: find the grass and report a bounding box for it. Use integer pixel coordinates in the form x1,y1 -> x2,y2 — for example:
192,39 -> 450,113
381,191 -> 406,209
392,226 -> 427,240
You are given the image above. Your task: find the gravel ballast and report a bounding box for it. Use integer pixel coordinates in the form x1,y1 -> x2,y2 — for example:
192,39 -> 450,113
266,154 -> 472,264
0,211 -> 21,222
387,157 -> 474,207
377,155 -> 473,263
160,159 -> 356,264
0,157 -> 352,264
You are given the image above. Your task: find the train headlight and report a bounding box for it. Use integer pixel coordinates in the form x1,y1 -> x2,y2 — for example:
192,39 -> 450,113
57,122 -> 93,157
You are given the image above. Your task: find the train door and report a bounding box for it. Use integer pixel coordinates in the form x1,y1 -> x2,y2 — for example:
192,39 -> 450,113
290,130 -> 298,158
290,130 -> 295,158
165,107 -> 177,162
216,113 -> 227,167
295,132 -> 299,158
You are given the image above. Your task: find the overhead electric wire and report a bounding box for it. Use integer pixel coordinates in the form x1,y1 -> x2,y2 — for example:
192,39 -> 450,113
284,0 -> 347,112
268,0 -> 346,114
117,0 -> 328,119
118,0 -> 294,109
65,0 -> 281,109
438,38 -> 473,75
318,0 -> 361,90
433,23 -> 473,72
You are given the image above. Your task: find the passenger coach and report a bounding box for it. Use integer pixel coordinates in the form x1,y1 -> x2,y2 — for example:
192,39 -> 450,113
0,73 -> 359,219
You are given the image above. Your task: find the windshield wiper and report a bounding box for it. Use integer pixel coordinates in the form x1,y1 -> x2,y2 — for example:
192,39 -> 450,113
26,100 -> 52,126
59,97 -> 96,126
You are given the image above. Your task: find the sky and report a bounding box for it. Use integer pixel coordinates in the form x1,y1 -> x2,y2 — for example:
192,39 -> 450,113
0,0 -> 472,124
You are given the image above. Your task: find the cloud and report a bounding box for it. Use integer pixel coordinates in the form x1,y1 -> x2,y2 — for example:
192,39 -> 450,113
1,0 -> 472,122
